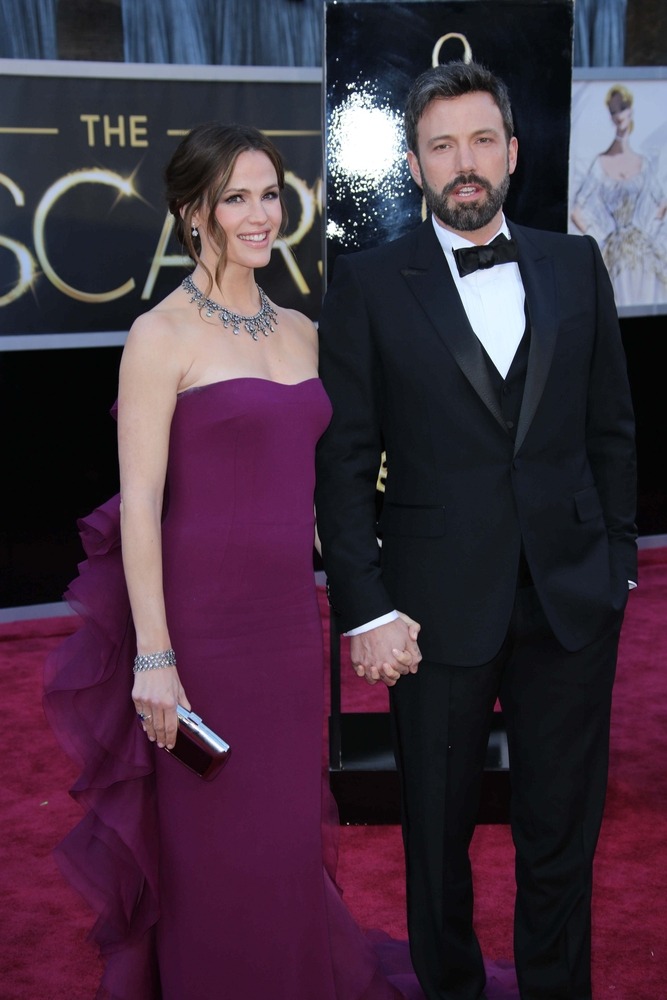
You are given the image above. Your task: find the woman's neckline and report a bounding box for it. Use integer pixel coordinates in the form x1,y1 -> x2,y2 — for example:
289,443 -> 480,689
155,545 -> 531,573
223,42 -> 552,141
597,152 -> 645,182
177,375 -> 320,398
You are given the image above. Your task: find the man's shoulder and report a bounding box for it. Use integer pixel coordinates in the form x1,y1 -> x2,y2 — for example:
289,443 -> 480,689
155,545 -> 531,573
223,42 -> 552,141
508,219 -> 590,252
332,220 -> 430,272
507,220 -> 608,291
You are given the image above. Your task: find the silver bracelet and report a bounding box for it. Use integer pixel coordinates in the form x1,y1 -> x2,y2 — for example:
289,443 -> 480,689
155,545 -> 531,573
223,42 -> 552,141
133,648 -> 176,673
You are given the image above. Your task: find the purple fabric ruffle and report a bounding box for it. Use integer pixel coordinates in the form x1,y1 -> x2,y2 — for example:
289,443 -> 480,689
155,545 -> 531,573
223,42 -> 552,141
43,495 -> 160,999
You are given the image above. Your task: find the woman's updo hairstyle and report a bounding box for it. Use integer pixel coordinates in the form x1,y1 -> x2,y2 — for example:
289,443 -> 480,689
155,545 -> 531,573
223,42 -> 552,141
165,122 -> 288,292
605,84 -> 634,113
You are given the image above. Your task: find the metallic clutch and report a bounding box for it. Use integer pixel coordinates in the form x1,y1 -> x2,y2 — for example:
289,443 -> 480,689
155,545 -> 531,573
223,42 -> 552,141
165,705 -> 231,781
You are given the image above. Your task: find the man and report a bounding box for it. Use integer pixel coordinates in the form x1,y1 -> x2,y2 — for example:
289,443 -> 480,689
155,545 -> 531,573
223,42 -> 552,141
315,62 -> 637,1000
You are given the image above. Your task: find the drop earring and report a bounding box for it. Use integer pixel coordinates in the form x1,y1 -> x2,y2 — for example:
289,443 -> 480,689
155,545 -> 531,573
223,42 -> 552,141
191,226 -> 199,238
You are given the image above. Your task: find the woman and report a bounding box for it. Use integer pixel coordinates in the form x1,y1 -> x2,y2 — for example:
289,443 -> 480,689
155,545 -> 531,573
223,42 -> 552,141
570,84 -> 667,308
44,123 -> 411,1000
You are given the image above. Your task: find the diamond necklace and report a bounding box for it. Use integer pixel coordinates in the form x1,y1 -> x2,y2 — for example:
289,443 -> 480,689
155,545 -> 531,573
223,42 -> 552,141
182,274 -> 278,341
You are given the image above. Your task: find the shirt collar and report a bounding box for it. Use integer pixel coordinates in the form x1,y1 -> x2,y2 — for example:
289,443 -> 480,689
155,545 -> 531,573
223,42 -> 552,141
430,213 -> 510,255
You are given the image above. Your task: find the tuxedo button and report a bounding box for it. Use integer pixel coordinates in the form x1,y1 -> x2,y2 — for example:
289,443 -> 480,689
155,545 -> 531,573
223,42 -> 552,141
506,420 -> 515,429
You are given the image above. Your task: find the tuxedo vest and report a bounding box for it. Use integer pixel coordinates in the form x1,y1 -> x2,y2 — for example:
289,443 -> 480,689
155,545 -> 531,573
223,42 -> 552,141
481,312 -> 531,443
481,314 -> 533,586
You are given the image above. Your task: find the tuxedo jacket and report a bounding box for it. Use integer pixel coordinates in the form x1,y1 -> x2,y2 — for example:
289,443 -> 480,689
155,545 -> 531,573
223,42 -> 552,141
315,218 -> 637,666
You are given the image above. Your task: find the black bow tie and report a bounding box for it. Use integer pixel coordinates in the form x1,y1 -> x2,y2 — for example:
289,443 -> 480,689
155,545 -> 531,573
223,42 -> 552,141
453,233 -> 520,277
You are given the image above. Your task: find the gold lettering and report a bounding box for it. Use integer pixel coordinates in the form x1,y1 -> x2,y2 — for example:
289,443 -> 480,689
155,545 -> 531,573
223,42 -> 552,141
129,115 -> 149,147
432,32 -> 473,67
141,212 -> 191,300
80,115 -> 147,148
33,168 -> 137,303
0,171 -> 25,207
273,171 -> 317,295
0,235 -> 37,307
80,114 -> 101,147
376,452 -> 388,493
0,172 -> 38,306
314,177 -> 324,278
103,115 -> 126,147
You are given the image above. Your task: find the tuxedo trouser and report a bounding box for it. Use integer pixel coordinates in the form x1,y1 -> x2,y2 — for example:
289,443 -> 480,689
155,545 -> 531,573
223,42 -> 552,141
390,582 -> 623,1000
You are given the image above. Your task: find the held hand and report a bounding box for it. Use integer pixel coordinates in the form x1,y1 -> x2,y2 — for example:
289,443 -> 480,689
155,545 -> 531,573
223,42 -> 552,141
397,610 -> 421,646
132,667 -> 191,750
350,615 -> 422,688
391,612 -> 422,674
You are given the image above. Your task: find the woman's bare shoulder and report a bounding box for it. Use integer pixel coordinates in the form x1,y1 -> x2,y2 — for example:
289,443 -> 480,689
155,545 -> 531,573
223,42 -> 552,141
121,286 -> 197,389
125,285 -> 195,351
274,304 -> 318,345
129,285 -> 188,333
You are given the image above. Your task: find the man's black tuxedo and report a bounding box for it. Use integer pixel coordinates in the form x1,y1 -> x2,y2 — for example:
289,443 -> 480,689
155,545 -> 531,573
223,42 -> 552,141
315,217 -> 637,1000
315,219 -> 637,663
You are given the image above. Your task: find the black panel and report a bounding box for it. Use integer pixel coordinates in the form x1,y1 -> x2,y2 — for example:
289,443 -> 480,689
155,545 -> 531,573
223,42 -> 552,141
621,317 -> 667,537
0,347 -> 121,606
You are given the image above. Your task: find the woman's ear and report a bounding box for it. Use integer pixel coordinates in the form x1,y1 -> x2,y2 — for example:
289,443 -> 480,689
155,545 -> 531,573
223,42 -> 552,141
179,205 -> 197,228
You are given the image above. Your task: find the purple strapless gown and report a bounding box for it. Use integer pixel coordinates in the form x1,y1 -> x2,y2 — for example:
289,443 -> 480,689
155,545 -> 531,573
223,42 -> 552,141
44,378 -> 518,1000
44,378 -> 402,1000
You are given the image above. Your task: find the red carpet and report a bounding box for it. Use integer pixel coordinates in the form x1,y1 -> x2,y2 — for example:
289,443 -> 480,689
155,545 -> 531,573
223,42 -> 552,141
1,549 -> 666,999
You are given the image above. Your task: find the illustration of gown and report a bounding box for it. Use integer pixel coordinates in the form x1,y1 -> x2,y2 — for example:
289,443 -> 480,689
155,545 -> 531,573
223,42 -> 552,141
571,154 -> 667,308
43,377 -> 405,1000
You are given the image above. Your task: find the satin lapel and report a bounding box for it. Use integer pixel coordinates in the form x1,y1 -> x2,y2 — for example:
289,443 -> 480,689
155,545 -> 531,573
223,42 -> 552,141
510,223 -> 558,455
400,222 -> 507,431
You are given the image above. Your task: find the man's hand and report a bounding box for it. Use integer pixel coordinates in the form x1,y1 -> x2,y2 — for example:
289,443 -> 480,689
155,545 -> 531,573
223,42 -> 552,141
350,613 -> 422,687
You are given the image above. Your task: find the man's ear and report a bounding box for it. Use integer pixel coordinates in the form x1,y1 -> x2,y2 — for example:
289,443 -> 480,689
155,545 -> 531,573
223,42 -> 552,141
407,150 -> 423,189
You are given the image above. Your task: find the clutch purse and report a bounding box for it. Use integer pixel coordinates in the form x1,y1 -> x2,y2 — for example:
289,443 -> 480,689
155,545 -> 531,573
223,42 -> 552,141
165,704 -> 231,781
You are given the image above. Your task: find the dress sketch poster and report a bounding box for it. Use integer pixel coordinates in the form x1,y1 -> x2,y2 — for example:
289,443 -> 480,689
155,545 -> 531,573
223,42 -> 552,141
324,0 -> 573,282
568,69 -> 667,318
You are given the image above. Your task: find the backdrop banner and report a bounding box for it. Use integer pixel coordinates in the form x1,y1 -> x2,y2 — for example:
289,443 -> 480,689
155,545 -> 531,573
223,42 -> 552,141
0,63 -> 322,338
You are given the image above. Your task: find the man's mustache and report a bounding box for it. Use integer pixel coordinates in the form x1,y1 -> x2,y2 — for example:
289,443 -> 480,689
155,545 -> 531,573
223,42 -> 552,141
441,173 -> 493,197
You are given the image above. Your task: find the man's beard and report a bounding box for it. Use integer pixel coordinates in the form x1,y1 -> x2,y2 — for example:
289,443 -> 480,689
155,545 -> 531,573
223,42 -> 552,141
420,167 -> 510,232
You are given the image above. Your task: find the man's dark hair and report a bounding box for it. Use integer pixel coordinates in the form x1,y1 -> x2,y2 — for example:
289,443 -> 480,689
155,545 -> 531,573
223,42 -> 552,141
404,61 -> 514,152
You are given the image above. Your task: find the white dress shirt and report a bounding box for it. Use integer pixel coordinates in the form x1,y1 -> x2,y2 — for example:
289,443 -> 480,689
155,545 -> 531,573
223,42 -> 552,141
432,214 -> 526,378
